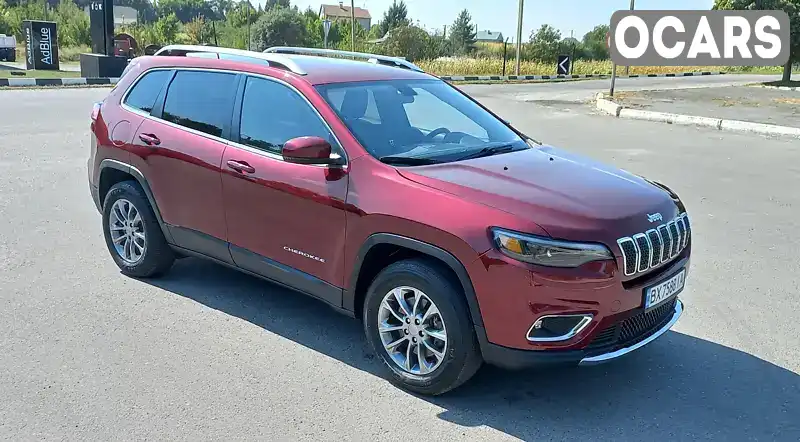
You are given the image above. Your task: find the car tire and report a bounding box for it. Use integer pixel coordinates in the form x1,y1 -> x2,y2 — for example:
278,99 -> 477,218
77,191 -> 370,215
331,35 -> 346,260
102,180 -> 174,278
363,258 -> 483,396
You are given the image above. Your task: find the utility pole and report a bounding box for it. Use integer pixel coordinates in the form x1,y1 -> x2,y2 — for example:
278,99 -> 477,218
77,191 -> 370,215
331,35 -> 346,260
246,2 -> 251,51
625,0 -> 635,76
351,0 -> 356,52
570,29 -> 575,75
443,25 -> 447,39
515,0 -> 524,75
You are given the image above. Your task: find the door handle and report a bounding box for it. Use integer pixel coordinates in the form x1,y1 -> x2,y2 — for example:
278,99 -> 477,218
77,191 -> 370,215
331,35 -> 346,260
138,133 -> 161,146
226,160 -> 255,174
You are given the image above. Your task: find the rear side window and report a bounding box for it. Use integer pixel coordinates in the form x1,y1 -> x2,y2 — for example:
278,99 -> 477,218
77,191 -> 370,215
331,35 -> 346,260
238,76 -> 333,154
162,70 -> 238,138
123,69 -> 171,114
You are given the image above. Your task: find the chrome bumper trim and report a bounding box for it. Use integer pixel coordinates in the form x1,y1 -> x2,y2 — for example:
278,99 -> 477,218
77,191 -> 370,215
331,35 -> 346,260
579,299 -> 684,366
527,313 -> 594,342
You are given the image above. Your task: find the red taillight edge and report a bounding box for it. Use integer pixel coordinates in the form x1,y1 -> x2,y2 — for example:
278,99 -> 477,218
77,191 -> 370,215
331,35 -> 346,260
91,102 -> 102,122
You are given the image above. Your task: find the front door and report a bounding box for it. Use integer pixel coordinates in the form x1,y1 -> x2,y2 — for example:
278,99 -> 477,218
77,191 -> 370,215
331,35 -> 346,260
221,75 -> 349,306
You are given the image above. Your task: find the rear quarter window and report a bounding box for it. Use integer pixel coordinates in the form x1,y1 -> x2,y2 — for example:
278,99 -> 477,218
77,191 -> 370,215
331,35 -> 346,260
123,69 -> 172,114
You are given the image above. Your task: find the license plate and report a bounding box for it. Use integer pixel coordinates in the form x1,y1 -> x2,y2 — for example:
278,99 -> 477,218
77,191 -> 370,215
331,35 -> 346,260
644,269 -> 686,310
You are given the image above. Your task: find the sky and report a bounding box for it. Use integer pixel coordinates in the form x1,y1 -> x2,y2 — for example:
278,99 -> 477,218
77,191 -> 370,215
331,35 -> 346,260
265,0 -> 716,42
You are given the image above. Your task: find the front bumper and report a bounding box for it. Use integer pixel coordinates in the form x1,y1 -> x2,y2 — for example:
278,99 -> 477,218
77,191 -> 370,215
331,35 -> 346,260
481,298 -> 684,370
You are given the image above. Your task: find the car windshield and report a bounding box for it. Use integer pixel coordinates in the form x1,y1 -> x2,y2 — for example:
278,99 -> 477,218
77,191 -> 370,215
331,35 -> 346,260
316,79 -> 530,165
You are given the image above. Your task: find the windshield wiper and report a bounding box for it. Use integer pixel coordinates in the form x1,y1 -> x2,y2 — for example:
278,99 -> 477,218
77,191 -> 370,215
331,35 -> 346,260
455,144 -> 516,161
379,156 -> 443,166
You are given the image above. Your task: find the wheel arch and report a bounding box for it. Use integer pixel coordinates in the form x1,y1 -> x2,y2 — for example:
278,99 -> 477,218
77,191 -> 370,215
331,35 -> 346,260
98,159 -> 174,244
346,233 -> 484,329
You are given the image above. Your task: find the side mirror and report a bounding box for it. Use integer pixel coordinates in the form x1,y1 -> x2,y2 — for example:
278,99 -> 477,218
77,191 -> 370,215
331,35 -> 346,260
282,136 -> 344,166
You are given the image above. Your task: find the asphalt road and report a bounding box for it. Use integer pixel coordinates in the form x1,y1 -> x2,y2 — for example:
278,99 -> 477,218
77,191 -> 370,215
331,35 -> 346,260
1,85 -> 798,441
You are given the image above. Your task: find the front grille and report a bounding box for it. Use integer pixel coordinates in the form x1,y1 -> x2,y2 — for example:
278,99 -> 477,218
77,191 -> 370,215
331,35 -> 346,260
618,213 -> 690,276
586,297 -> 677,350
585,324 -> 617,349
618,297 -> 677,345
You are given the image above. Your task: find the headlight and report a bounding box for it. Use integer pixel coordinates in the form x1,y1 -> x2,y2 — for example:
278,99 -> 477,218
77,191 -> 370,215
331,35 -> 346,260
491,228 -> 613,268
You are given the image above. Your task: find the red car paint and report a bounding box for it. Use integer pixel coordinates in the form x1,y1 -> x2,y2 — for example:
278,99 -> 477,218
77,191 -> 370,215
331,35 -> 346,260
89,55 -> 690,367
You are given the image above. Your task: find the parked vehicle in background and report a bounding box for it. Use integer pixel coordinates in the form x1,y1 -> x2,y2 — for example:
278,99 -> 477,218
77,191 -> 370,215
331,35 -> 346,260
0,34 -> 16,62
88,46 -> 691,395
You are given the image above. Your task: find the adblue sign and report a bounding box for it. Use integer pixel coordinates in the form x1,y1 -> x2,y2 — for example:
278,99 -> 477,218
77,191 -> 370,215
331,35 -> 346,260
609,10 -> 791,66
23,20 -> 60,70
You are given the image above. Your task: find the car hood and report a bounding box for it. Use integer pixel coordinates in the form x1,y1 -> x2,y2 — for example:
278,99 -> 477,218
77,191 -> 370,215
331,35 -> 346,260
397,145 -> 681,248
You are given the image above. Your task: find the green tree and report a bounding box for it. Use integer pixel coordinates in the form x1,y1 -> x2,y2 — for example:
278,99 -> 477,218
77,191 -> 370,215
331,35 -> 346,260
378,0 -> 409,37
383,24 -> 436,61
209,0 -> 233,19
227,0 -> 257,27
250,6 -> 308,51
582,24 -> 609,60
528,24 -> 561,62
153,12 -> 181,44
449,9 -> 476,55
560,37 -> 586,61
713,0 -> 799,81
0,0 -> 12,35
264,0 -> 290,11
157,0 -> 215,23
184,15 -> 215,45
367,24 -> 382,40
54,0 -> 90,47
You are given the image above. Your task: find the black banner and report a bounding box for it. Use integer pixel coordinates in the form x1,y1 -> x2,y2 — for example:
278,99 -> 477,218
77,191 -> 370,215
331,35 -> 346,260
89,0 -> 115,55
24,21 -> 59,70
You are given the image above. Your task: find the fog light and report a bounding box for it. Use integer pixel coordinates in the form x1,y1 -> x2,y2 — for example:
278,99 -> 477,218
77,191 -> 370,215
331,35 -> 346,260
527,314 -> 593,342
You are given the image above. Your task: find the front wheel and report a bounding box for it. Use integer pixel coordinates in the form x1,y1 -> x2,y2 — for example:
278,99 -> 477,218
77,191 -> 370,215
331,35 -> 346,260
363,258 -> 483,395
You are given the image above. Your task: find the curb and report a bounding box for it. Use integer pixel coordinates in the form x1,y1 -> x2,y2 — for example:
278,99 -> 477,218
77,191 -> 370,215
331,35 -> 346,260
440,71 -> 725,82
0,77 -> 119,87
595,93 -> 800,138
595,93 -> 622,117
756,84 -> 799,92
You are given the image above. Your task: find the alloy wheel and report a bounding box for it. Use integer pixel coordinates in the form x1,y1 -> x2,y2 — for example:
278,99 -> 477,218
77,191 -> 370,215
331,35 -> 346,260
108,198 -> 146,264
378,286 -> 448,375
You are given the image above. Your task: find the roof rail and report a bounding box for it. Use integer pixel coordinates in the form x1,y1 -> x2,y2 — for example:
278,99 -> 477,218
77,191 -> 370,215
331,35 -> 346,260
263,46 -> 425,72
152,44 -> 307,75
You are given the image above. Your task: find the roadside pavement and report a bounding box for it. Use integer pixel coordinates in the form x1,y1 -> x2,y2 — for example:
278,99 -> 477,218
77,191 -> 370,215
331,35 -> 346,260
610,86 -> 799,129
595,81 -> 800,139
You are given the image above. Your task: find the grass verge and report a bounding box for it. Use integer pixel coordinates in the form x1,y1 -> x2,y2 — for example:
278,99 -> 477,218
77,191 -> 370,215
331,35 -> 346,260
0,70 -> 81,78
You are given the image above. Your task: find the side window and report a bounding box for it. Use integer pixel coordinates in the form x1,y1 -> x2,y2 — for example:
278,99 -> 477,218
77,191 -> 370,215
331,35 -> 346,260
239,76 -> 333,155
162,70 -> 238,138
123,69 -> 171,114
403,87 -> 488,140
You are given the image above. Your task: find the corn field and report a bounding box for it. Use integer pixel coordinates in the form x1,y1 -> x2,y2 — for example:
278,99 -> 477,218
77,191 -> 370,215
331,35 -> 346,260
417,57 -> 788,77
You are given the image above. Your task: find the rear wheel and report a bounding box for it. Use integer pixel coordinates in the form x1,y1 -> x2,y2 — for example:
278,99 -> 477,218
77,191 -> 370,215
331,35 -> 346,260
102,181 -> 174,278
363,258 -> 482,395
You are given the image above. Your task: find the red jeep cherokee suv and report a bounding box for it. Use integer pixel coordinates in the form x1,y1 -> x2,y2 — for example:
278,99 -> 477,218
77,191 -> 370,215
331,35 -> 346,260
88,46 -> 691,395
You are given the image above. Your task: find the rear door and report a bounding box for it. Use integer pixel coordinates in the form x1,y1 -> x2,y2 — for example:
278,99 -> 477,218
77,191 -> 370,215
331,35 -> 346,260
129,69 -> 240,261
221,75 -> 349,305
